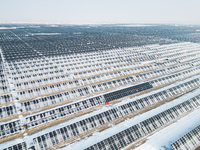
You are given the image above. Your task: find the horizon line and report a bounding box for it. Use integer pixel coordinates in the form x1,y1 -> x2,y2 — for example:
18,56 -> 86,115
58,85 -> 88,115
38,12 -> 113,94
0,21 -> 200,26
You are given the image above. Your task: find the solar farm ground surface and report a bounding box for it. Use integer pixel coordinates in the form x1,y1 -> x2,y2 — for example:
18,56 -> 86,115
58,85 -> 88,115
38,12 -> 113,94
0,24 -> 200,150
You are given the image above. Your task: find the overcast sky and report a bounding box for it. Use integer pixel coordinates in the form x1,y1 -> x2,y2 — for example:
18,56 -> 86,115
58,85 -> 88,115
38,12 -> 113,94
0,0 -> 200,24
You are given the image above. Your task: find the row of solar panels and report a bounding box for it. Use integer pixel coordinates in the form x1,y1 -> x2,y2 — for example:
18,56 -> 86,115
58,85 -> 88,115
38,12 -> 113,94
167,51 -> 200,62
157,48 -> 198,58
3,141 -> 27,150
0,43 -> 195,95
0,42 -> 196,145
14,62 -> 191,100
8,51 -> 139,71
0,85 -> 11,95
1,33 -> 164,61
25,73 -> 198,130
0,42 -> 200,148
0,79 -> 8,87
4,43 -> 145,64
8,54 -> 130,72
1,64 -> 198,124
33,78 -> 200,150
3,45 -> 198,94
5,48 -> 195,82
85,92 -> 200,150
7,46 -> 198,79
179,54 -> 200,63
171,122 -> 200,150
14,61 -> 197,109
2,42 -> 159,64
8,58 -> 142,80
6,42 -> 197,67
0,61 -> 11,96
22,66 -> 199,128
0,83 -> 158,138
2,81 -> 199,150
0,120 -> 23,139
0,64 -> 9,86
0,82 -> 149,125
0,94 -> 13,105
0,73 -> 199,143
10,58 -> 176,86
20,80 -> 149,113
12,59 -> 176,91
0,57 -> 191,105
0,63 -> 199,122
15,62 -> 192,102
6,58 -> 199,102
25,95 -> 104,128
9,58 -> 145,79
